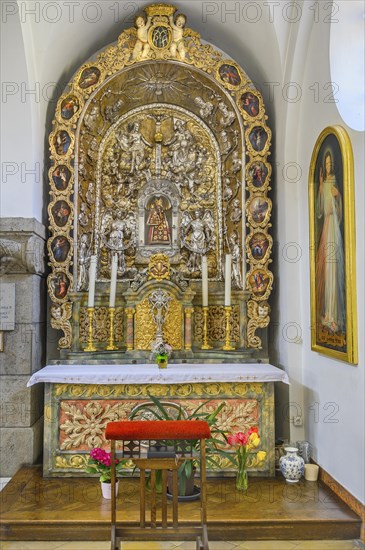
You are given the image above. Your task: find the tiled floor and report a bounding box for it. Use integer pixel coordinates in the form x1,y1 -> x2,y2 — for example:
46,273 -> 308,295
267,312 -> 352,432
1,540 -> 364,549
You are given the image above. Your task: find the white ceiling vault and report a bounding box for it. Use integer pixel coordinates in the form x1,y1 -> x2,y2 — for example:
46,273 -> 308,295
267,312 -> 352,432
1,1 -> 362,219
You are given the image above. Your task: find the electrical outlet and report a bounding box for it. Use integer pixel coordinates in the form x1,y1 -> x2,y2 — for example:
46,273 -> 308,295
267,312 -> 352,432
293,416 -> 303,427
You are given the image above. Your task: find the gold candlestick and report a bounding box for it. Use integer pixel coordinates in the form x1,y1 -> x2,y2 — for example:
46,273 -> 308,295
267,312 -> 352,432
106,307 -> 118,351
125,307 -> 135,351
84,307 -> 97,352
201,306 -> 212,350
222,306 -> 235,351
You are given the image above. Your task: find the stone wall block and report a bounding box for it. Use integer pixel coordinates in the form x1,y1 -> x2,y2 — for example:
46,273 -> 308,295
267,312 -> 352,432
1,274 -> 47,324
0,417 -> 43,477
0,218 -> 46,275
0,376 -> 43,428
0,322 -> 46,375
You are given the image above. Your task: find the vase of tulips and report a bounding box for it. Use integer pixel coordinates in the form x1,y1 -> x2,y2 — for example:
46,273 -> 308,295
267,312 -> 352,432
228,428 -> 266,492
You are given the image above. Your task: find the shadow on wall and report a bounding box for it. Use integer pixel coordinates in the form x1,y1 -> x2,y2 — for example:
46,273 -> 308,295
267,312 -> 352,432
275,380 -> 290,442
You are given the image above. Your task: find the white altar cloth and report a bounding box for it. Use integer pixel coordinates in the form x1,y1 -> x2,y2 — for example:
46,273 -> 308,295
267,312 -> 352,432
27,363 -> 289,387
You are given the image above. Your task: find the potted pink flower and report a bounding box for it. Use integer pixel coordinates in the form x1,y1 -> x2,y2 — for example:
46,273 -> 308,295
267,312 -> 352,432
228,428 -> 266,491
85,447 -> 125,499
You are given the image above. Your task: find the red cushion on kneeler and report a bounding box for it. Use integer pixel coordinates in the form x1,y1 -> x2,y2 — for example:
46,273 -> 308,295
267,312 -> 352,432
105,420 -> 211,441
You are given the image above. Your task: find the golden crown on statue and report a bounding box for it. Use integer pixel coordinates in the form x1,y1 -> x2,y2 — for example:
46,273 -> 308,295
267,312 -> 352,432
145,4 -> 177,17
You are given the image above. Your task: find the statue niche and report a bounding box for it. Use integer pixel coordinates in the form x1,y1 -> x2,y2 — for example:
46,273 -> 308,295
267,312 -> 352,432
145,195 -> 172,245
138,178 -> 180,257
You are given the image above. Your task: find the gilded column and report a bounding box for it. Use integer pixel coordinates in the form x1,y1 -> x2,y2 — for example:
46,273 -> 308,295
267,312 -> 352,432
125,308 -> 135,351
184,307 -> 194,351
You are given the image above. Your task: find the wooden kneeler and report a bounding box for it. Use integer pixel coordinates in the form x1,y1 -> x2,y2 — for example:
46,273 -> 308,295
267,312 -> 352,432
105,420 -> 211,550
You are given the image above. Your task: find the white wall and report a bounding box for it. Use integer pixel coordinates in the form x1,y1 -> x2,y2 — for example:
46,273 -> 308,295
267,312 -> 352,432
274,1 -> 365,503
0,6 -> 43,220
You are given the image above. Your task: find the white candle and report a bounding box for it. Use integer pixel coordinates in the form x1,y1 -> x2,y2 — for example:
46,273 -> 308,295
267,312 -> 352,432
224,254 -> 232,306
109,254 -> 118,308
88,255 -> 97,308
201,256 -> 208,307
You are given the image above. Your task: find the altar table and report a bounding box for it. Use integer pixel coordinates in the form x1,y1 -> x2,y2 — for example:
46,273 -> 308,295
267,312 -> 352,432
28,364 -> 289,477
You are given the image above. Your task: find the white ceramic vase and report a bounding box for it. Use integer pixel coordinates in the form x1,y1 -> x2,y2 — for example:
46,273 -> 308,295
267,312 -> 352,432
279,447 -> 304,483
101,480 -> 119,499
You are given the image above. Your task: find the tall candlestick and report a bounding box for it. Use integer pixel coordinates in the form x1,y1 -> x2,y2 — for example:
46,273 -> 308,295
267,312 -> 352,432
109,254 -> 118,308
224,254 -> 232,306
201,255 -> 208,307
88,255 -> 97,308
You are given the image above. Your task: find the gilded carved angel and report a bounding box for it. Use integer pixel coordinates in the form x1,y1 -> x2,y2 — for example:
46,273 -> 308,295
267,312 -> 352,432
132,15 -> 153,60
180,209 -> 215,272
77,233 -> 91,291
229,230 -> 243,289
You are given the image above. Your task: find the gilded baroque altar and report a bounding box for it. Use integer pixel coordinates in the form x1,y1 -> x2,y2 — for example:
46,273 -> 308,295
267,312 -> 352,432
43,3 -> 277,477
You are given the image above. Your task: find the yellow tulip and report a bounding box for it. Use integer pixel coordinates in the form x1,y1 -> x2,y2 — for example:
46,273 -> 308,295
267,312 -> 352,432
256,451 -> 267,462
249,433 -> 260,447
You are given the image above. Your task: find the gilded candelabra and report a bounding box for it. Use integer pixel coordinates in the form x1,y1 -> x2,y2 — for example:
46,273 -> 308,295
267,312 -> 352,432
84,307 -> 97,352
106,307 -> 118,351
201,306 -> 212,350
222,306 -> 235,351
125,307 -> 135,351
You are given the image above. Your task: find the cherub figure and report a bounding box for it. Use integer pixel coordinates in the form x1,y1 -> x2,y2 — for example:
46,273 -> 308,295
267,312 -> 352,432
133,15 -> 152,60
86,181 -> 95,205
83,102 -> 99,131
231,151 -> 242,174
194,97 -> 214,119
79,202 -> 89,227
230,198 -> 242,223
218,101 -> 235,127
169,14 -> 186,60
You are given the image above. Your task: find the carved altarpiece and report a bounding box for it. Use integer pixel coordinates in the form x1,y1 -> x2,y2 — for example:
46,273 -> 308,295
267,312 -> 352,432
48,3 -> 273,356
45,3 -> 275,475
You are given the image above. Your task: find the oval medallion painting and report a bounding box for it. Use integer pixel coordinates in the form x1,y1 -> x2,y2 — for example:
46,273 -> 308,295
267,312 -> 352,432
52,201 -> 71,228
249,233 -> 270,262
52,165 -> 71,191
248,161 -> 268,189
240,92 -> 260,117
51,236 -> 70,263
54,131 -> 71,156
78,67 -> 101,89
248,197 -> 269,225
248,269 -> 270,298
218,63 -> 241,87
61,96 -> 80,120
50,271 -> 70,300
248,127 -> 268,152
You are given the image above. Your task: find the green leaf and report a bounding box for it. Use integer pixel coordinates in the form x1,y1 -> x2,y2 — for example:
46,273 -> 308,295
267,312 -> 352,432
147,393 -> 172,420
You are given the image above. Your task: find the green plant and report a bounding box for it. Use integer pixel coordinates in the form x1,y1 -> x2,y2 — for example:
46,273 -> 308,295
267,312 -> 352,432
139,393 -> 236,495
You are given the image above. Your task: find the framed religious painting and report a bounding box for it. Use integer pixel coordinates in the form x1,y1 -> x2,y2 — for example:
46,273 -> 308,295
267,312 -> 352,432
309,126 -> 358,364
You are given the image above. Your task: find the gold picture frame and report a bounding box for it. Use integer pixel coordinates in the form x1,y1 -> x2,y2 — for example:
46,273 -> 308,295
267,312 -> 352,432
309,125 -> 357,364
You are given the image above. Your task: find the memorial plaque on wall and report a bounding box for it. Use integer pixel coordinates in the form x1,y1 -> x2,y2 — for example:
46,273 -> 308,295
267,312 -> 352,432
0,283 -> 15,331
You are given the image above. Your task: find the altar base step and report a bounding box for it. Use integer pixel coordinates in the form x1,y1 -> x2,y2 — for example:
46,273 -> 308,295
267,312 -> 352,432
0,466 -> 361,542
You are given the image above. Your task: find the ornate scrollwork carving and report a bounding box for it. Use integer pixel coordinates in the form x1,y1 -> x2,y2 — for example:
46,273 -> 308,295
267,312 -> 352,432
50,302 -> 72,349
148,253 -> 171,281
194,306 -> 240,343
246,300 -> 271,349
79,307 -> 124,343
